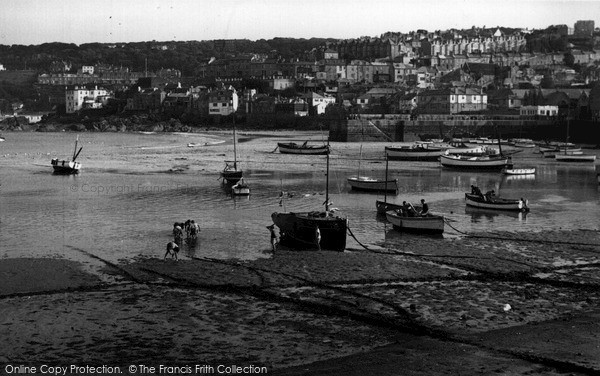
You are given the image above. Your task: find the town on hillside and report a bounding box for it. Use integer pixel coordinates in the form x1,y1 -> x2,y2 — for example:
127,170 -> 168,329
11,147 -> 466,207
0,22 -> 599,141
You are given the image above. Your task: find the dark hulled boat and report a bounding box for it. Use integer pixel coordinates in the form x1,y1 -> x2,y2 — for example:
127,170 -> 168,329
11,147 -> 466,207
271,141 -> 347,251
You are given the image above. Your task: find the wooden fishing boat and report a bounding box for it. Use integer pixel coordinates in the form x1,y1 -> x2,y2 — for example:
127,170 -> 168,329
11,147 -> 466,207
271,141 -> 348,251
512,138 -> 536,148
385,210 -> 445,234
231,178 -> 250,196
221,115 -> 243,184
348,176 -> 398,192
375,155 -> 403,214
502,167 -> 536,175
555,153 -> 596,162
385,144 -> 443,161
440,152 -> 512,170
348,144 -> 398,192
277,142 -> 329,155
51,138 -> 82,175
465,192 -> 529,211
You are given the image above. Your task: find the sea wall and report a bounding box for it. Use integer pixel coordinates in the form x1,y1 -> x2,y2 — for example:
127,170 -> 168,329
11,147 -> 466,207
329,116 -> 600,144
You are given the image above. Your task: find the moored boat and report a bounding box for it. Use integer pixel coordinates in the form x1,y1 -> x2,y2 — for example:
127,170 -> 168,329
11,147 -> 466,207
502,167 -> 536,175
277,142 -> 329,155
555,153 -> 596,162
440,152 -> 511,170
385,144 -> 443,161
221,115 -> 243,184
385,210 -> 445,234
231,178 -> 250,196
51,138 -> 82,175
465,192 -> 529,211
348,176 -> 398,192
271,141 -> 348,251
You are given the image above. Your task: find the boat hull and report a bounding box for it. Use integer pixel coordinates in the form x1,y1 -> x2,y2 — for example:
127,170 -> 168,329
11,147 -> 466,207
221,170 -> 243,184
231,185 -> 250,195
385,146 -> 442,161
502,168 -> 536,175
51,159 -> 80,174
440,154 -> 511,170
271,211 -> 348,251
348,177 -> 398,192
277,143 -> 329,155
465,193 -> 528,211
385,210 -> 445,234
375,200 -> 403,215
555,154 -> 596,162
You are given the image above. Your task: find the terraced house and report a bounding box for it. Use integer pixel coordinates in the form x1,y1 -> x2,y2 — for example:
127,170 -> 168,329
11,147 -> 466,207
417,87 -> 487,114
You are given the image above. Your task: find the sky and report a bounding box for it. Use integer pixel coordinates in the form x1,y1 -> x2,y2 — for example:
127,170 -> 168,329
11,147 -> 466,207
1,0 -> 599,45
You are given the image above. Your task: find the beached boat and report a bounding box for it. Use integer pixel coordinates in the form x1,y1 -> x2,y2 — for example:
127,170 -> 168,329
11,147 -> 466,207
348,176 -> 398,192
465,192 -> 529,211
385,144 -> 443,161
0,135 -> 5,142
231,178 -> 250,196
221,116 -> 243,184
512,138 -> 536,148
375,155 -> 403,214
596,164 -> 600,185
440,152 -> 511,170
348,144 -> 398,192
271,142 -> 348,251
502,167 -> 536,175
277,142 -> 329,155
385,210 -> 445,234
445,144 -> 497,156
555,153 -> 597,162
51,138 -> 82,175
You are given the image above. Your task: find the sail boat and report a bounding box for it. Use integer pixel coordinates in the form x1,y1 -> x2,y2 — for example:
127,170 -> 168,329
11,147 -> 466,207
347,143 -> 398,192
271,139 -> 348,251
221,102 -> 243,184
375,153 -> 403,214
51,137 -> 82,174
555,114 -> 596,162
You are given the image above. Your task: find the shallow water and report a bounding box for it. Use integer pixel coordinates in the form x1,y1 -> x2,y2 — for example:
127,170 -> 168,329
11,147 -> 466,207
0,132 -> 598,263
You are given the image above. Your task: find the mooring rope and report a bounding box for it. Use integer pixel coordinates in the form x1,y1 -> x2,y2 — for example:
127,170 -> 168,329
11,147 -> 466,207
443,217 -> 600,248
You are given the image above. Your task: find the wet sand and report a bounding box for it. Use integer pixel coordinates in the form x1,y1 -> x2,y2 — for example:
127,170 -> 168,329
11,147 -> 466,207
1,131 -> 600,374
1,229 -> 600,374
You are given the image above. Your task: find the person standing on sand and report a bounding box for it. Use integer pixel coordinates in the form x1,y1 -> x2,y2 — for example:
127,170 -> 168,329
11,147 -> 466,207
173,223 -> 184,246
315,225 -> 321,251
267,225 -> 277,252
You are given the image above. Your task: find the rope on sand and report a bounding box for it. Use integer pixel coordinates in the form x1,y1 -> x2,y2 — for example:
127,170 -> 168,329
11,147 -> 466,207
443,218 -> 600,248
347,225 -> 379,252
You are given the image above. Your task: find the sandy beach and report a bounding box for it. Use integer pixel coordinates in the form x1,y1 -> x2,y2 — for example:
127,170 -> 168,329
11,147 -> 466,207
1,130 -> 600,375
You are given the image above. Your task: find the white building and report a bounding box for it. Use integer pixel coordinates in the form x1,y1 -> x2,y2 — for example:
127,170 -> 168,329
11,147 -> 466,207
519,105 -> 559,117
208,89 -> 239,116
303,92 -> 336,115
65,85 -> 110,113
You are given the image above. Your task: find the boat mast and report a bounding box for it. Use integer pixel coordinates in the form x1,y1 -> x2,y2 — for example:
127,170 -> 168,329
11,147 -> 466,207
384,153 -> 389,204
72,136 -> 79,161
325,139 -> 330,212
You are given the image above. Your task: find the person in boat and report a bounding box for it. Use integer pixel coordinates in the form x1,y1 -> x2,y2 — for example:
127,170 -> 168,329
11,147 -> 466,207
403,201 -> 417,217
419,199 -> 429,216
164,241 -> 179,260
484,190 -> 496,202
267,225 -> 277,252
471,185 -> 483,197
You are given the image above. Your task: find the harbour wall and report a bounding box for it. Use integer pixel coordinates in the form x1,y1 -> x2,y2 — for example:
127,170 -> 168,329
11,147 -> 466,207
329,116 -> 600,144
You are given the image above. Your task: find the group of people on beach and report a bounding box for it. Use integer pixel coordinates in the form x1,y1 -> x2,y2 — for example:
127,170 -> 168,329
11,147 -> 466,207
164,220 -> 200,260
